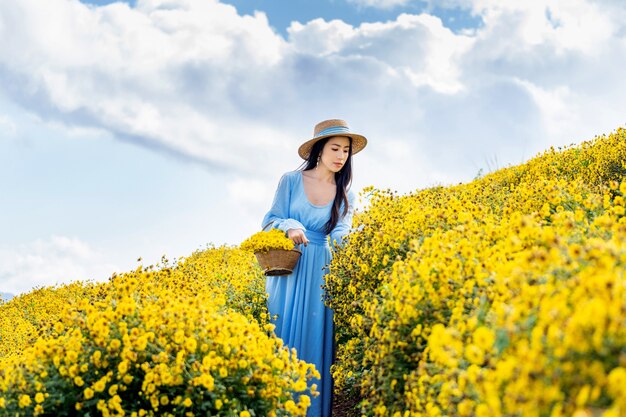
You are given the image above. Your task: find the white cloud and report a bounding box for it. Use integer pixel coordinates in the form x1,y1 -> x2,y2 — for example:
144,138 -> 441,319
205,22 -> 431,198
452,0 -> 626,149
0,0 -> 289,174
0,0 -> 625,186
0,236 -> 119,295
288,19 -> 356,56
0,114 -> 16,137
289,14 -> 474,94
227,178 -> 276,233
228,178 -> 272,207
428,0 -> 617,53
513,79 -> 577,138
345,0 -> 411,9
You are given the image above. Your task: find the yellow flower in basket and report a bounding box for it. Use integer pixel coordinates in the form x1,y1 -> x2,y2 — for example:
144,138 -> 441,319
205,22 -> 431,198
240,229 -> 302,276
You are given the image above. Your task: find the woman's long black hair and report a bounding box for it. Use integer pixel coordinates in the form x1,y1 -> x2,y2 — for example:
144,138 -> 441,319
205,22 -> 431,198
299,137 -> 353,234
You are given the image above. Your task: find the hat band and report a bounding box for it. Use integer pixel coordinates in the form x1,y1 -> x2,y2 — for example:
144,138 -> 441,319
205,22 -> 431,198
315,125 -> 351,138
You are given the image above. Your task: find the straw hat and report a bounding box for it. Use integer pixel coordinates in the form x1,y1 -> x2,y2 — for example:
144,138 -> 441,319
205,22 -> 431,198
298,119 -> 368,160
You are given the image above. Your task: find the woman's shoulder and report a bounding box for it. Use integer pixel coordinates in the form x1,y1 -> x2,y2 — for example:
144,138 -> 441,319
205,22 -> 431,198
280,170 -> 301,182
283,170 -> 301,178
274,170 -> 301,190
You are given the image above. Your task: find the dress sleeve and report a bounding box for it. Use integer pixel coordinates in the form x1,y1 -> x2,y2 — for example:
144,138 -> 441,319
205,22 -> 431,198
261,173 -> 306,234
330,190 -> 355,250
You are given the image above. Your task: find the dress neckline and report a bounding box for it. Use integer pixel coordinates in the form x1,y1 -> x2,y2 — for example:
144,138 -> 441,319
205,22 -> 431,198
299,171 -> 334,208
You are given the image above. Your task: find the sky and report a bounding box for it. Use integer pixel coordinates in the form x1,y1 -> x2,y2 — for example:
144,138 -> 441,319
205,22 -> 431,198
1,0 -> 626,297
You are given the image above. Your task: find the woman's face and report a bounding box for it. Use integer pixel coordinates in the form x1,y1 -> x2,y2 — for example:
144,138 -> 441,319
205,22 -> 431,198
320,136 -> 351,173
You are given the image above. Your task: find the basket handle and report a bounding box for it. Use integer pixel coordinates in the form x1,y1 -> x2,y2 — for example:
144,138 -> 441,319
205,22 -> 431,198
262,220 -> 274,231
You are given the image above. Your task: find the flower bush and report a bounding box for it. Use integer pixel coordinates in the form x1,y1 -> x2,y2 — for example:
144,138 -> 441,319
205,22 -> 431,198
0,246 -> 317,416
0,282 -> 99,359
326,127 -> 626,416
240,229 -> 295,253
0,247 -> 269,359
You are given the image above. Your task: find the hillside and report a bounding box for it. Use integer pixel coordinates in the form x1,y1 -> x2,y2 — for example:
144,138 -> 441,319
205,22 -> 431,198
1,128 -> 626,417
326,127 -> 626,416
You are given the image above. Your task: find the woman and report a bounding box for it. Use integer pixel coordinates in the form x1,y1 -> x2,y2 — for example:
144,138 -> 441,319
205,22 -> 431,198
261,119 -> 367,417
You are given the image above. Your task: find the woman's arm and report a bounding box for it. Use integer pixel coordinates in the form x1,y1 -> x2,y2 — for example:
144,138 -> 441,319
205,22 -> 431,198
262,173 -> 307,235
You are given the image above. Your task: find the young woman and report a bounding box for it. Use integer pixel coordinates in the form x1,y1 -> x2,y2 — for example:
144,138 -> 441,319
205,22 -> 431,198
261,119 -> 367,417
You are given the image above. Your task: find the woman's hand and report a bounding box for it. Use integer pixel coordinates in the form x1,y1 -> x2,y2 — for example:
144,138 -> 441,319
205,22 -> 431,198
287,229 -> 309,246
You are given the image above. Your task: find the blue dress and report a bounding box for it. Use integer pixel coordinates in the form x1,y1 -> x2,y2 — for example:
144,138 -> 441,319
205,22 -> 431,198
262,170 -> 354,417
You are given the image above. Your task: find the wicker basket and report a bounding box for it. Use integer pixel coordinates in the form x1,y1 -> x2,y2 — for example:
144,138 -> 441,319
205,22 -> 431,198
255,248 -> 302,276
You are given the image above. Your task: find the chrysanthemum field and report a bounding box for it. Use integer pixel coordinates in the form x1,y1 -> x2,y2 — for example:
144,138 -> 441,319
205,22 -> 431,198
2,128 -> 626,417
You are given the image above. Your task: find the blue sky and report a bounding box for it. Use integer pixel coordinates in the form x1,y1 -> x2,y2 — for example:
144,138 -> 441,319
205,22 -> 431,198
221,0 -> 483,36
1,0 -> 626,297
81,0 -> 483,36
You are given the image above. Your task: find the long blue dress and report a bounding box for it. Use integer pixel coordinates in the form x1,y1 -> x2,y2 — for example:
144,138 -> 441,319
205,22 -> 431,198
261,170 -> 354,417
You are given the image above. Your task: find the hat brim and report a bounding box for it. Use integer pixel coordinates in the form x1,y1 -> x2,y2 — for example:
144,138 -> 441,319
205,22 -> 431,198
298,133 -> 368,160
